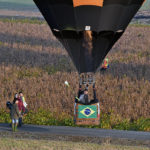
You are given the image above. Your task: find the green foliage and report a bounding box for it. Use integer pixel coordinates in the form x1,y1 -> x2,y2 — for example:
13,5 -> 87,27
0,109 -> 149,131
100,113 -> 112,129
135,118 -> 150,131
137,51 -> 150,58
0,109 -> 11,123
23,109 -> 74,126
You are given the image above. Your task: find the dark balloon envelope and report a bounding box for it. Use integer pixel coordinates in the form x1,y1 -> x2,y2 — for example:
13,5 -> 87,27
33,0 -> 145,73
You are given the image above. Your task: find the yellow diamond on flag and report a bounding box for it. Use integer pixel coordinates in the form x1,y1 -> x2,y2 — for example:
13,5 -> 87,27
80,107 -> 95,117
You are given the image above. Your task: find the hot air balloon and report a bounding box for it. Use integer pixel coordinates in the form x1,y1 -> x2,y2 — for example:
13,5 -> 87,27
33,0 -> 145,125
33,0 -> 144,83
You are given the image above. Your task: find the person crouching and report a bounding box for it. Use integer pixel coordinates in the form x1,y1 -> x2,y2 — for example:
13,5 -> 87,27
10,98 -> 20,132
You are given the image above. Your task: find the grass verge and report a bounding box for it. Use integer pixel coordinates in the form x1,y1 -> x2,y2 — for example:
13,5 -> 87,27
0,137 -> 149,150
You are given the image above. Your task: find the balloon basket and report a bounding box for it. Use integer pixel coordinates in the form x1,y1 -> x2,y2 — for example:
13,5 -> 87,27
74,102 -> 100,125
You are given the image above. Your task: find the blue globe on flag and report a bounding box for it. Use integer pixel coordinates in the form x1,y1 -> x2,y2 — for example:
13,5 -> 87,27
84,108 -> 91,115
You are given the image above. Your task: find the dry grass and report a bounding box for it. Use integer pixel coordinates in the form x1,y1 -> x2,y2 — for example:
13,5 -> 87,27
0,138 -> 149,150
0,21 -> 150,120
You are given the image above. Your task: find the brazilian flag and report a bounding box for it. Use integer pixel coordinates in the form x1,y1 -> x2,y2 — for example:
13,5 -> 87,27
78,105 -> 97,119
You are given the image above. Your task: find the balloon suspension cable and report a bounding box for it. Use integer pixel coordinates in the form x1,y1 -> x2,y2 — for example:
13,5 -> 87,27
79,72 -> 95,90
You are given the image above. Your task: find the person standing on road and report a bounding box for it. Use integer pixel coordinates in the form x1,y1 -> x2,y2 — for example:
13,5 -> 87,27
17,94 -> 25,127
10,99 -> 20,132
18,94 -> 25,114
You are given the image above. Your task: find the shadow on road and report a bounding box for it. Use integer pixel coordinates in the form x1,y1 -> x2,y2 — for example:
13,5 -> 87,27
0,123 -> 48,132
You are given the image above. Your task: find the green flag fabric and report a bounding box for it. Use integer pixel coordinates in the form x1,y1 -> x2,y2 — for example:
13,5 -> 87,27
78,105 -> 97,119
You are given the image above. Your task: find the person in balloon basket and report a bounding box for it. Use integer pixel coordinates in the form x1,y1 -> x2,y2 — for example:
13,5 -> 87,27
75,84 -> 98,104
75,85 -> 90,105
10,98 -> 20,132
90,84 -> 99,104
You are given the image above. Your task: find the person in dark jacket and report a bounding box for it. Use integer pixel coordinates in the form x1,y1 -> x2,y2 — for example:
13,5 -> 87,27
6,101 -> 12,110
10,99 -> 20,132
75,84 -> 98,105
75,85 -> 90,105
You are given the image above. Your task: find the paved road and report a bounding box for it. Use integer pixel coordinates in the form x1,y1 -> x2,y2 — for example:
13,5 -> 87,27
0,123 -> 150,147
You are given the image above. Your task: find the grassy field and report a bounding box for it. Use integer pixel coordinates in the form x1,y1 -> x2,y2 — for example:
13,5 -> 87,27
0,137 -> 149,150
0,19 -> 150,130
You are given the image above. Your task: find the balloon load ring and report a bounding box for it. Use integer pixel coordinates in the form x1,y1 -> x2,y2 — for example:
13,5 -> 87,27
79,73 -> 95,86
